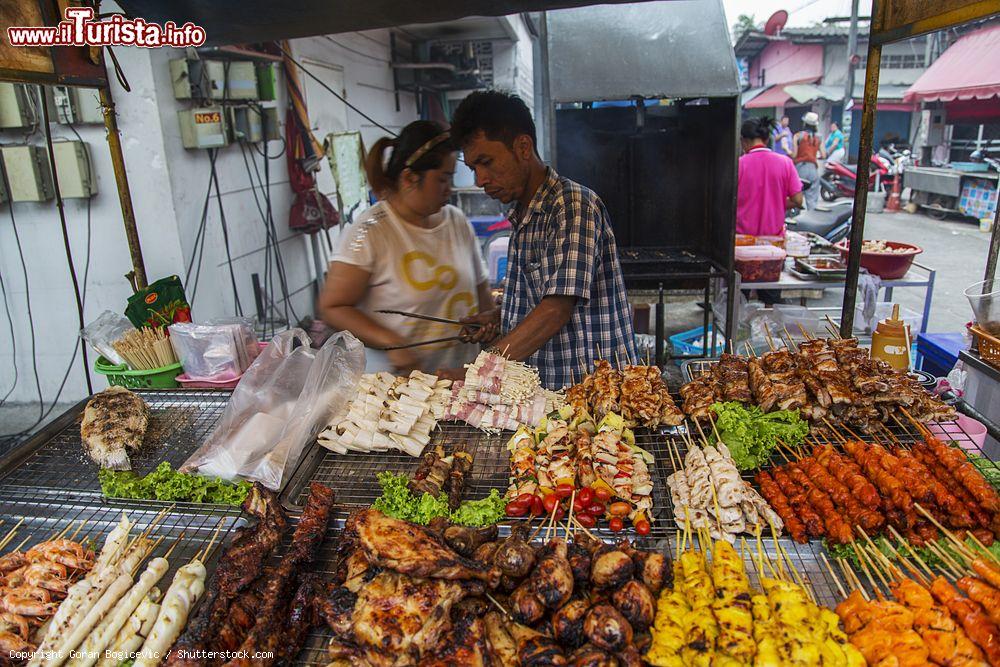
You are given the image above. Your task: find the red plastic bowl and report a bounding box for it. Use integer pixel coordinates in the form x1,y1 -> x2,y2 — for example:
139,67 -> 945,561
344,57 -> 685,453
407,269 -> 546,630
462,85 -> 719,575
835,240 -> 922,280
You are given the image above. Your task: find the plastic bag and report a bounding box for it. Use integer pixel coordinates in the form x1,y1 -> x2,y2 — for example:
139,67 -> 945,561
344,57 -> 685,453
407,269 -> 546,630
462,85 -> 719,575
181,329 -> 364,490
80,311 -> 135,366
169,319 -> 260,380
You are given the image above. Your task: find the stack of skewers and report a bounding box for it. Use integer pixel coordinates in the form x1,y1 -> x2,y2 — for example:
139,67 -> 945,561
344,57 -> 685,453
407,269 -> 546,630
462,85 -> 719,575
567,360 -> 685,428
679,327 -> 956,431
111,328 -> 178,371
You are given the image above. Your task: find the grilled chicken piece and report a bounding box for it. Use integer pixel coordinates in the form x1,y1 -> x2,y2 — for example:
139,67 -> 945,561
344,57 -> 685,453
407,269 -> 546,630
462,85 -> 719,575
530,538 -> 574,609
444,524 -> 498,558
419,611 -> 488,667
493,526 -> 536,579
552,598 -> 591,649
591,549 -> 634,590
584,604 -> 633,653
472,541 -> 500,567
345,571 -> 476,666
567,644 -> 617,667
619,543 -> 671,595
507,621 -> 568,666
611,580 -> 655,631
567,543 -> 593,586
483,611 -> 518,667
511,582 -> 546,625
353,510 -> 500,586
80,386 -> 149,470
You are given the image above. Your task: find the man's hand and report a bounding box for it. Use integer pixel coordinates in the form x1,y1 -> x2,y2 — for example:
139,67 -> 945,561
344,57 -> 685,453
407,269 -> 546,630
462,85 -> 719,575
387,348 -> 421,375
435,367 -> 466,381
460,309 -> 500,344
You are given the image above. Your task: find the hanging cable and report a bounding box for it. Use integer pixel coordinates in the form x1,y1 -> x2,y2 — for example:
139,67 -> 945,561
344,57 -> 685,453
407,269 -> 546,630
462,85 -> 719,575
208,157 -> 244,316
3,192 -> 43,419
40,89 -> 92,395
0,269 -> 19,407
276,44 -> 397,136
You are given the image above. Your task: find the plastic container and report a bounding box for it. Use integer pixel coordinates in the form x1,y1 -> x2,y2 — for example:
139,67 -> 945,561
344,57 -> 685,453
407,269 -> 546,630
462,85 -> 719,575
754,235 -> 786,249
853,302 -> 923,337
670,325 -> 727,356
927,414 -> 988,451
94,356 -> 183,389
772,304 -> 823,337
735,234 -> 756,247
784,232 -> 811,258
871,304 -> 912,370
835,240 -> 922,280
735,245 -> 786,282
965,279 -> 1000,338
915,333 -> 967,378
487,236 -> 509,285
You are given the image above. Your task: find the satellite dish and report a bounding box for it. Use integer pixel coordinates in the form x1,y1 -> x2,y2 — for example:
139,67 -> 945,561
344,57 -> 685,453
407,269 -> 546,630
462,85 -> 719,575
764,10 -> 788,36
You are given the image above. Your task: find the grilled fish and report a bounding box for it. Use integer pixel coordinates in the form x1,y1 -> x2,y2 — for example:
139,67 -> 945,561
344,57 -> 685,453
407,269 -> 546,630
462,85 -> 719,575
80,387 -> 149,470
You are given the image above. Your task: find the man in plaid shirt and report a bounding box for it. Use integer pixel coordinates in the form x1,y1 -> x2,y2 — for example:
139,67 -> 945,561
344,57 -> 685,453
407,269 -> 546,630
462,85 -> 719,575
450,90 -> 636,388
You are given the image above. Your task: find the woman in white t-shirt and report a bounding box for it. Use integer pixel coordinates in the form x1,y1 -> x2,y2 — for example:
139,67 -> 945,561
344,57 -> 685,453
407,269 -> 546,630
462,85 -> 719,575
319,120 -> 495,374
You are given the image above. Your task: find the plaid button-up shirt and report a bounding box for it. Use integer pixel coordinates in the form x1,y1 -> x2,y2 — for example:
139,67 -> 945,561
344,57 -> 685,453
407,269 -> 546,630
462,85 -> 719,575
502,168 -> 636,389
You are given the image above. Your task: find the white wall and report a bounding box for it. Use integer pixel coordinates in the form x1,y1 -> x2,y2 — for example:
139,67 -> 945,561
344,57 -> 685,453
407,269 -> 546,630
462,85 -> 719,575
0,30 -> 417,406
493,16 -> 535,111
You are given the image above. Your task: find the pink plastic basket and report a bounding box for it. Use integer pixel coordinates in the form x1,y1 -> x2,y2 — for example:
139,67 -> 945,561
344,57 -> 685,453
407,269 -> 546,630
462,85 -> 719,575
175,342 -> 268,390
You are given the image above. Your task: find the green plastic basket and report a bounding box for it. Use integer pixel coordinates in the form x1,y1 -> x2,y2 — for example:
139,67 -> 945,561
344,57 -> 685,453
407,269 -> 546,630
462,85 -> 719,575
94,355 -> 183,389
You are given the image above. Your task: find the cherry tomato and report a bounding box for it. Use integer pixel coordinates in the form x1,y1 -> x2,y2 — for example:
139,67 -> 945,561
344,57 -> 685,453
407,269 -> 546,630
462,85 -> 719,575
594,487 -> 613,503
517,493 -> 536,505
576,513 -> 597,529
543,494 -> 561,514
554,483 -> 575,499
609,517 -> 624,532
586,502 -> 606,517
530,495 -> 545,517
573,496 -> 589,514
577,488 -> 594,506
634,519 -> 651,536
609,502 -> 631,516
506,501 -> 529,517
554,506 -> 566,521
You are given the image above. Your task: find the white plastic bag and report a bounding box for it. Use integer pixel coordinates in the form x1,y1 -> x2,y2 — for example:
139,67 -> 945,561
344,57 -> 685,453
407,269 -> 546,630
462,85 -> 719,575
80,311 -> 135,366
181,328 -> 364,490
168,319 -> 260,380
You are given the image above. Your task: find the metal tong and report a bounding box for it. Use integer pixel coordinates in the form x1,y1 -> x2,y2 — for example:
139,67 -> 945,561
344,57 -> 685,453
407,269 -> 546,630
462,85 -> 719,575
372,309 -> 479,350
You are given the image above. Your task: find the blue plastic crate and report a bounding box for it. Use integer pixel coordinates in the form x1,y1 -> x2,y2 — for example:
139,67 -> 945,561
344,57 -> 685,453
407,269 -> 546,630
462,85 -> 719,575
670,325 -> 727,356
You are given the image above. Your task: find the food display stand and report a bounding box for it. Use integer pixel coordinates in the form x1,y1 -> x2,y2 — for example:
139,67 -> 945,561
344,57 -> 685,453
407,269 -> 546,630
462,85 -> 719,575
2,1 -> 1000,666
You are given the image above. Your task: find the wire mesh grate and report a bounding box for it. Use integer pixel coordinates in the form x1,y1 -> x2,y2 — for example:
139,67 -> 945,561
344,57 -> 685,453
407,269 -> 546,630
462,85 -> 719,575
0,391 -> 230,500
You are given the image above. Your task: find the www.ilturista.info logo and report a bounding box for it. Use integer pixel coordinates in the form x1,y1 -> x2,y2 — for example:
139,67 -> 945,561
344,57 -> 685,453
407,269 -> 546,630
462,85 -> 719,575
7,7 -> 206,48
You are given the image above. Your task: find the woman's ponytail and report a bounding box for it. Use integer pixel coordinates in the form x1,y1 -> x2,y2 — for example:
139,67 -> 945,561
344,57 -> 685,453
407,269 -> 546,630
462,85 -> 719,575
364,137 -> 397,195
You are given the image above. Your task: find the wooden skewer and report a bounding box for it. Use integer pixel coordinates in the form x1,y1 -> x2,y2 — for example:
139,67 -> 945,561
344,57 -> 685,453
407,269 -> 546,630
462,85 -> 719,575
888,525 -> 936,581
821,552 -> 850,599
852,542 -> 885,598
69,519 -> 89,542
825,315 -> 842,338
485,592 -> 512,619
571,516 -> 597,541
966,532 -> 1000,567
566,489 -> 577,540
54,522 -> 76,540
923,541 -> 964,579
912,503 -> 977,560
781,325 -> 797,348
0,518 -> 25,551
762,323 -> 777,352
857,541 -> 892,590
796,323 -> 813,341
195,517 -> 227,563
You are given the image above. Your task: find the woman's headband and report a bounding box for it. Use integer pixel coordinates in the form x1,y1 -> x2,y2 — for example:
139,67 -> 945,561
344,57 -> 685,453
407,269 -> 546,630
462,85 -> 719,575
404,131 -> 451,168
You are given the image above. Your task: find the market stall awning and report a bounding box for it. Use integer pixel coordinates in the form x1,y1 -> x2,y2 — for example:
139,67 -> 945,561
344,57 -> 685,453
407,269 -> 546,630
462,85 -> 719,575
741,86 -> 769,106
116,0 -> 652,45
783,83 -> 836,104
743,85 -> 791,109
904,23 -> 1000,103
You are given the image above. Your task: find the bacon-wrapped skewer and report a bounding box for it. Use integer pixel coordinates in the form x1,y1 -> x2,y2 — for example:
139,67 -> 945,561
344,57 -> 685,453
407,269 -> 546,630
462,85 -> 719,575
815,444 -> 881,511
786,462 -> 854,544
755,470 -> 807,543
770,468 -> 824,539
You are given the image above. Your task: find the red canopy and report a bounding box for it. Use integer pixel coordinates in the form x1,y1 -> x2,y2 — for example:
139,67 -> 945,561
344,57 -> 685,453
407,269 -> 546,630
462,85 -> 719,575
904,23 -> 1000,103
744,85 -> 791,109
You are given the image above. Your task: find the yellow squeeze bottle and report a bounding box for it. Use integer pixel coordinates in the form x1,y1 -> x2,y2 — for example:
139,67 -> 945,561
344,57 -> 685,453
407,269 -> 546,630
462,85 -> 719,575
871,303 -> 911,370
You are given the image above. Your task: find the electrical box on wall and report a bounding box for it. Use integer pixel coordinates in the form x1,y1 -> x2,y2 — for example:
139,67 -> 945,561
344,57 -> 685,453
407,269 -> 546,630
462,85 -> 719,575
228,106 -> 263,143
178,107 -> 229,148
52,141 -> 96,198
51,86 -> 104,125
0,83 -> 37,128
0,145 -> 54,202
170,58 -> 225,99
0,161 -> 8,204
224,62 -> 258,100
261,104 -> 281,141
256,63 -> 278,101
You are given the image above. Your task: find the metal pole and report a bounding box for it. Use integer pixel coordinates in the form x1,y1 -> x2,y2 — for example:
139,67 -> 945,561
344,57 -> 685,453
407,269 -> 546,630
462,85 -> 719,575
844,0 -> 860,108
840,0 -> 883,338
985,203 -> 1000,282
538,11 -> 556,164
99,85 -> 148,290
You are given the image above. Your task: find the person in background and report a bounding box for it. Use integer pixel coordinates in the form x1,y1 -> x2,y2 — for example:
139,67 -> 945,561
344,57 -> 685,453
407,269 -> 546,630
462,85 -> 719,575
793,111 -> 825,209
318,120 -> 495,374
737,116 -> 804,237
771,115 -> 793,158
449,90 -> 637,388
825,121 -> 846,164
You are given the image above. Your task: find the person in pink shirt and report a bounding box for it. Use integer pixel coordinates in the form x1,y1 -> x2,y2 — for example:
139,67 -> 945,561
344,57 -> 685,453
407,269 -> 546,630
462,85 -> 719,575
737,117 -> 804,237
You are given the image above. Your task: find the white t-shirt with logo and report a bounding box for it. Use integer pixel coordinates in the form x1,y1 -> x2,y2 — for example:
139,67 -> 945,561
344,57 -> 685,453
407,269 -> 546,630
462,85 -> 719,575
332,201 -> 489,372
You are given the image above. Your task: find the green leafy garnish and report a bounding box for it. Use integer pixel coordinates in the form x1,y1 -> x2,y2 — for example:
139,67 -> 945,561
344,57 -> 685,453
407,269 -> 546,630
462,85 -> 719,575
371,472 -> 505,527
712,402 -> 809,470
99,462 -> 251,506
824,535 -> 1000,570
969,454 -> 1000,490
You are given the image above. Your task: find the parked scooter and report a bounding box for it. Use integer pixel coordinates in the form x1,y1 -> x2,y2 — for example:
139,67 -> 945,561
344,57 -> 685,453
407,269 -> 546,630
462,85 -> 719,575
820,153 -> 893,202
786,199 -> 853,244
971,149 -> 1000,172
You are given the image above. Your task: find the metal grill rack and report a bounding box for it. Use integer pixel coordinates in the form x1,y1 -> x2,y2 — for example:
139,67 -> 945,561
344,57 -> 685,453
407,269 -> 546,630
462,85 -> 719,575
0,391 -> 230,500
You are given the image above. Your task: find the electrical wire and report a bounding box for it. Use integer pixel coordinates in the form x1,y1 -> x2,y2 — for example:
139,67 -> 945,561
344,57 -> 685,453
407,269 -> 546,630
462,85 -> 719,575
184,149 -> 219,305
208,153 -> 245,317
0,268 -> 19,407
276,44 -> 397,136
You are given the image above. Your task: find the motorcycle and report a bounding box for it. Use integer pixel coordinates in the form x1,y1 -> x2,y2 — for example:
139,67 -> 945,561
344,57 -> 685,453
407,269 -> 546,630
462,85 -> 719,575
819,153 -> 893,202
786,199 -> 853,244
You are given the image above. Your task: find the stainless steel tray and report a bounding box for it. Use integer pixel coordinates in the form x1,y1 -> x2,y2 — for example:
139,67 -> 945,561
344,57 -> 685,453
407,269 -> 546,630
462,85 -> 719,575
0,390 -> 231,501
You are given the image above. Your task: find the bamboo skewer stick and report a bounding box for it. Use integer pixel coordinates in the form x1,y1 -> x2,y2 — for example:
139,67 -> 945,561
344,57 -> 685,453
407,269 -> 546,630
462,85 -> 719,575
821,552 -> 849,599
0,518 -> 25,551
486,592 -> 512,619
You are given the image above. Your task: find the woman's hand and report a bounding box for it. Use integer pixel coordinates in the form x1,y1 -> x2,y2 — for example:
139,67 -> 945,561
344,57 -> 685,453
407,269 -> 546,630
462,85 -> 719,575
435,367 -> 466,381
388,348 -> 421,374
460,309 -> 500,344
